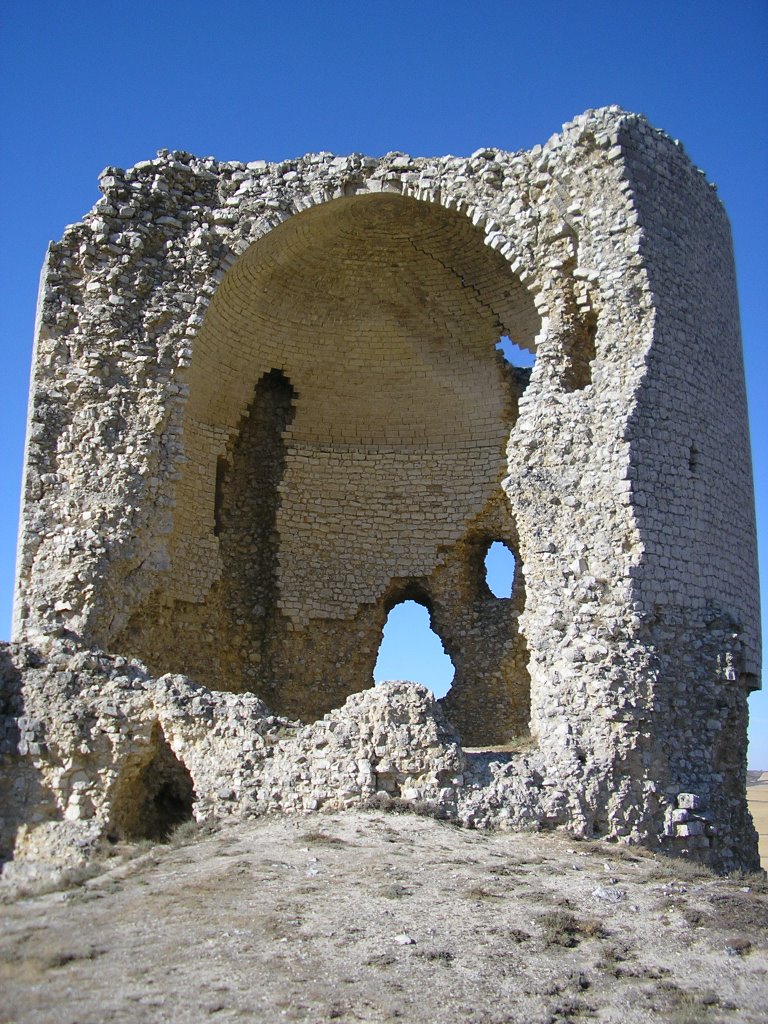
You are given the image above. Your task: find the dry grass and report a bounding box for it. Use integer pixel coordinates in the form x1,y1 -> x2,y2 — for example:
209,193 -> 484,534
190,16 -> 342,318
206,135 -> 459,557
379,882 -> 412,899
538,909 -> 608,947
463,884 -> 505,901
644,855 -> 717,882
2,811 -> 766,1023
299,830 -> 350,846
362,794 -> 450,819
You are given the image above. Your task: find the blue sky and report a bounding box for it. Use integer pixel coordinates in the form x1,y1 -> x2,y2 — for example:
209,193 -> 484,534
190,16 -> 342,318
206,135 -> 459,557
1,1 -> 766,765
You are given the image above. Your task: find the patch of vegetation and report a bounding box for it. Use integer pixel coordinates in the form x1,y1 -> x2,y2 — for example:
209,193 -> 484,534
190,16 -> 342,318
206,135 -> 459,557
2,861 -> 106,902
546,996 -> 597,1020
708,892 -> 768,932
463,884 -> 504,901
379,883 -> 412,899
681,906 -> 710,928
365,953 -> 397,968
487,864 -> 517,877
0,941 -> 105,971
362,794 -> 450,819
538,910 -> 607,948
725,871 -> 768,894
594,939 -> 636,975
661,984 -> 724,1024
646,855 -> 716,882
415,949 -> 454,964
300,830 -> 349,846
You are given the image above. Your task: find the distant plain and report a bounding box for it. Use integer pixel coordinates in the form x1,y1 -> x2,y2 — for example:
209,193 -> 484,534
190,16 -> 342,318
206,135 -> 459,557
747,772 -> 768,872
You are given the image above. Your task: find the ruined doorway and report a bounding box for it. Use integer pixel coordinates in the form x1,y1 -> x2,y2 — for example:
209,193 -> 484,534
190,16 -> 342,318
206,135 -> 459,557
373,598 -> 455,696
108,723 -> 196,842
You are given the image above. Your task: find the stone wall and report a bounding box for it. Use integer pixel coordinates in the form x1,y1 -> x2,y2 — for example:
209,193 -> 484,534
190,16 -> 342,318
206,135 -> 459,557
0,641 -> 758,875
5,106 -> 760,872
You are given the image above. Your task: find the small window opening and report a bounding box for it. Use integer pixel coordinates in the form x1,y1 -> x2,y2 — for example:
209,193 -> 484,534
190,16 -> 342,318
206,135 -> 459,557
373,600 -> 454,698
495,335 -> 536,369
689,445 -> 698,475
484,541 -> 516,598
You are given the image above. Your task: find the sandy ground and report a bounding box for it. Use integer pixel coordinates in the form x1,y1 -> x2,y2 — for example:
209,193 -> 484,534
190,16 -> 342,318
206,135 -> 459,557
1,810 -> 767,1024
747,784 -> 768,873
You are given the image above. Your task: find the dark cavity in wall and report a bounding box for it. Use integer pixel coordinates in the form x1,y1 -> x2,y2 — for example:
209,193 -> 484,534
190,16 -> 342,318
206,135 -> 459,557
213,456 -> 227,536
562,309 -> 597,392
216,368 -> 296,693
108,722 -> 195,841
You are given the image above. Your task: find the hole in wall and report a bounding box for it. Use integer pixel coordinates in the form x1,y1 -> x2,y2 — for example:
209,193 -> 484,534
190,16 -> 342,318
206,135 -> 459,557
689,445 -> 699,475
108,722 -> 196,842
563,312 -> 597,392
373,599 -> 455,698
484,540 -> 516,598
495,335 -> 536,369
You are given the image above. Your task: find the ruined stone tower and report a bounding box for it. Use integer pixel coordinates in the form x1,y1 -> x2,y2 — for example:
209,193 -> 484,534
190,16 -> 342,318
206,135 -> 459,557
2,107 -> 761,873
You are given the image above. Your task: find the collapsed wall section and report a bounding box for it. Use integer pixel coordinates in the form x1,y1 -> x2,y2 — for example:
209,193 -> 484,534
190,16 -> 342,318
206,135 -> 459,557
0,640 -> 760,876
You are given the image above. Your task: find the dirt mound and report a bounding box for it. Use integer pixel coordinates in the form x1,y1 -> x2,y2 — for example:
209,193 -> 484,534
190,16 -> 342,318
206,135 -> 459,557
1,812 -> 766,1024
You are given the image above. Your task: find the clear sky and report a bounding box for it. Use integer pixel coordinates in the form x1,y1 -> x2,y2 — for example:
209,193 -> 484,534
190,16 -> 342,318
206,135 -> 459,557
1,0 -> 766,765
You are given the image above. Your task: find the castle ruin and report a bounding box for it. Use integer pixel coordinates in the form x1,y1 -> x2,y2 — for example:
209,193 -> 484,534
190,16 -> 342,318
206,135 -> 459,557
1,107 -> 761,873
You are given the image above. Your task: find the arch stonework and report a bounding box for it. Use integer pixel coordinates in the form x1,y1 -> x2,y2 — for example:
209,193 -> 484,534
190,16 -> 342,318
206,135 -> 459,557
110,191 -> 538,732
3,107 -> 761,872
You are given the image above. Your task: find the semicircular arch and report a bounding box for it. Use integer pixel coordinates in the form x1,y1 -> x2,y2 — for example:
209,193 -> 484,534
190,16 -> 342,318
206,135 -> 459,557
169,192 -> 541,621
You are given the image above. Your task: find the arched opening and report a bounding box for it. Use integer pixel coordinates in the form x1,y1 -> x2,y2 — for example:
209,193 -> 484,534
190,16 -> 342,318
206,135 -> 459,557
373,599 -> 455,697
108,723 -> 196,842
484,540 -> 516,598
117,192 -> 541,732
